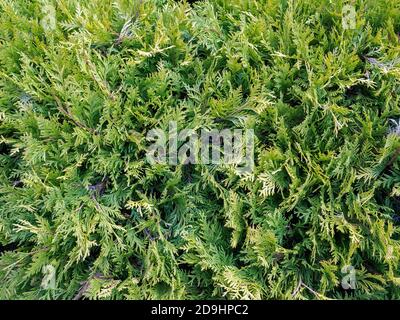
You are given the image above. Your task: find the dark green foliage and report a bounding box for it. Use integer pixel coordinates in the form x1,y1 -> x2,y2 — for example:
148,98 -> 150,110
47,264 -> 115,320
0,0 -> 400,299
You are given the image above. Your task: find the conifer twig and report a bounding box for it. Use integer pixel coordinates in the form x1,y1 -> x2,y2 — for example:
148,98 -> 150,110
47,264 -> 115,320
53,95 -> 97,134
385,147 -> 400,170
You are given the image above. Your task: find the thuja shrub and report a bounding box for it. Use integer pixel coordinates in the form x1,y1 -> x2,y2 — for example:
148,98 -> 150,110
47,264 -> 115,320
1,0 -> 400,300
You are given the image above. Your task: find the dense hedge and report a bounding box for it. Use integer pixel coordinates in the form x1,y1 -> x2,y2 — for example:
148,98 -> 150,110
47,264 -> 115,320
1,0 -> 400,299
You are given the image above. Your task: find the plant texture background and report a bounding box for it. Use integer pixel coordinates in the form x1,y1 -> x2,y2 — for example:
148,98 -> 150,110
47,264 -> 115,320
1,0 -> 400,300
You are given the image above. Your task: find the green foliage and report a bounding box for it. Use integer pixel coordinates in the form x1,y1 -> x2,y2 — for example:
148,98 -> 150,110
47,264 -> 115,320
1,0 -> 400,300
